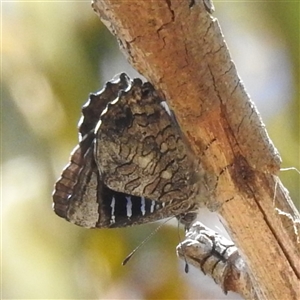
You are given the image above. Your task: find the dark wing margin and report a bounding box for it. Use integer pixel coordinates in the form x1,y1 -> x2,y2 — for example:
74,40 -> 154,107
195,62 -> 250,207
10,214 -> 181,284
79,73 -> 131,140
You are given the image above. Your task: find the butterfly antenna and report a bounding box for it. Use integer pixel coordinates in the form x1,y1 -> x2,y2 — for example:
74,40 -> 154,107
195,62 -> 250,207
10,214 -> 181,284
177,218 -> 189,273
122,217 -> 173,266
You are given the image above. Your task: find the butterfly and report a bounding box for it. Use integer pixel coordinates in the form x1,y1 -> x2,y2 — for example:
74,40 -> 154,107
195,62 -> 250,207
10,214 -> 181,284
52,73 -> 203,229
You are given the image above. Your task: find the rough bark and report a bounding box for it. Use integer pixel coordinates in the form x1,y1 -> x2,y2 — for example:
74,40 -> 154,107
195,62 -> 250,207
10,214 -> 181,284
91,1 -> 300,299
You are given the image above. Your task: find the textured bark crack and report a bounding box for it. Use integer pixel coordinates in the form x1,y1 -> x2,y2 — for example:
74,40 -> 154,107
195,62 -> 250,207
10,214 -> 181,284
247,180 -> 299,278
157,0 -> 175,37
165,0 -> 175,22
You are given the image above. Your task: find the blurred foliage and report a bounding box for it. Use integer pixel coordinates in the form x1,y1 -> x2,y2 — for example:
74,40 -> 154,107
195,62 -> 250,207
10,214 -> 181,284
2,1 -> 299,299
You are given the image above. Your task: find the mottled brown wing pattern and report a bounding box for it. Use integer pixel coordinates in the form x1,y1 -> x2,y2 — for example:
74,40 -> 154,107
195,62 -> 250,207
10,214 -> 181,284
53,134 -> 183,228
52,73 -> 199,228
95,78 -> 199,202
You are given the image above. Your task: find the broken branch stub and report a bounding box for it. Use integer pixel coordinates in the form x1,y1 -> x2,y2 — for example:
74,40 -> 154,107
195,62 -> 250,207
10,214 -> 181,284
177,222 -> 258,299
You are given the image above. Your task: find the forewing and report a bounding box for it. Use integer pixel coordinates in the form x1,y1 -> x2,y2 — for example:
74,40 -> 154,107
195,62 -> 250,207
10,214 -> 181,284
95,79 -> 198,204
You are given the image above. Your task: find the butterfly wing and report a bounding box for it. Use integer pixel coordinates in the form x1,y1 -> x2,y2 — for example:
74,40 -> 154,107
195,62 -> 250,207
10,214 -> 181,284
53,133 -> 182,228
94,78 -> 199,206
53,74 -> 199,228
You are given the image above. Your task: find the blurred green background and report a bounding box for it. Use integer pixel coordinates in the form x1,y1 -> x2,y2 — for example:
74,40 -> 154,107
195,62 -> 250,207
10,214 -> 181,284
2,1 -> 299,299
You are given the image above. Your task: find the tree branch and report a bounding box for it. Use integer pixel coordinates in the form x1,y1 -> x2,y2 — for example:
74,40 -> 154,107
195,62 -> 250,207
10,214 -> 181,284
91,1 -> 300,299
